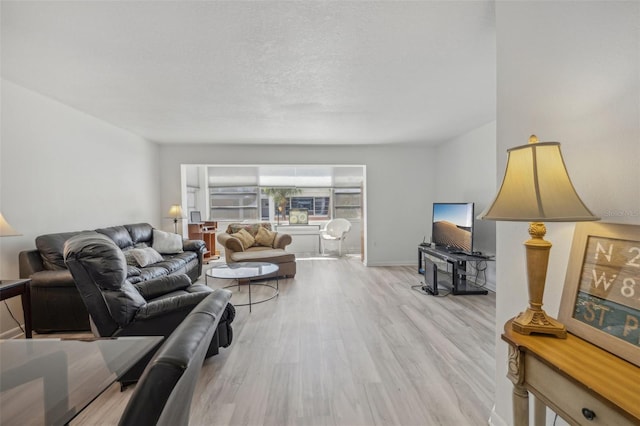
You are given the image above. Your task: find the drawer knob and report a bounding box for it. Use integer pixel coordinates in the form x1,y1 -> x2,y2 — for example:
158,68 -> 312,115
581,408 -> 596,421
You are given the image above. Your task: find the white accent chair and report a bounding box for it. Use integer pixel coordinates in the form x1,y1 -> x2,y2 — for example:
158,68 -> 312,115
320,218 -> 352,256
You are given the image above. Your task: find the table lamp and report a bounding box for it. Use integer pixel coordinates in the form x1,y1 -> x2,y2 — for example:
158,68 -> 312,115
167,205 -> 184,234
478,135 -> 599,338
0,212 -> 21,237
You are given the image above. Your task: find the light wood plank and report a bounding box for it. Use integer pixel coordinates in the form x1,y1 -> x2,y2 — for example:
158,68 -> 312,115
69,256 -> 496,425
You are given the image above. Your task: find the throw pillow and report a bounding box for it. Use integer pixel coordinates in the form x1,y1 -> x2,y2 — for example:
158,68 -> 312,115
232,228 -> 255,250
255,226 -> 276,247
122,248 -> 139,267
152,229 -> 183,254
131,247 -> 164,267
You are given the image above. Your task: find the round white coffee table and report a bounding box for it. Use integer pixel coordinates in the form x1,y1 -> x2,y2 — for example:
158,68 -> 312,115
205,262 -> 279,312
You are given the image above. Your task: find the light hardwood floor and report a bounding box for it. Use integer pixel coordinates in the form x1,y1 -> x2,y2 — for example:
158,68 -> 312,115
71,256 -> 496,425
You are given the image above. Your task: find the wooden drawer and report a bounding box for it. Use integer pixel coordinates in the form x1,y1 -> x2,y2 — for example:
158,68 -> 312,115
525,356 -> 636,426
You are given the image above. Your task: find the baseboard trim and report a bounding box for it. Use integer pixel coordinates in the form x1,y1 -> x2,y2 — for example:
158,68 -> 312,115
1,325 -> 25,339
365,260 -> 415,267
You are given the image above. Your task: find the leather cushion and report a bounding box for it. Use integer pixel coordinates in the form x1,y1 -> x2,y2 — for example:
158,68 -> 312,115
133,275 -> 191,300
153,258 -> 189,274
127,265 -> 142,278
125,223 -> 154,244
102,281 -> 146,326
164,251 -> 197,263
139,266 -> 171,282
36,231 -> 84,270
96,225 -> 134,249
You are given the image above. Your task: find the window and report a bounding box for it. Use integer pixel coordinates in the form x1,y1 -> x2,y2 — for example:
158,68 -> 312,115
285,196 -> 330,217
208,186 -> 359,221
210,186 -> 259,221
334,188 -> 361,219
260,198 -> 270,221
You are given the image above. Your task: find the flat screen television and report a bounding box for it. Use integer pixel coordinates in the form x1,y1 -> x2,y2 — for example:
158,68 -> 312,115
431,202 -> 474,254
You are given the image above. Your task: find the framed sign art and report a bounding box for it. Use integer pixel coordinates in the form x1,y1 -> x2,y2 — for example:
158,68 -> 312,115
289,209 -> 308,225
559,222 -> 640,367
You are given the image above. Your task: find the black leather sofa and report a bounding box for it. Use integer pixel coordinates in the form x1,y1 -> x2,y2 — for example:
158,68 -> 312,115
19,223 -> 207,333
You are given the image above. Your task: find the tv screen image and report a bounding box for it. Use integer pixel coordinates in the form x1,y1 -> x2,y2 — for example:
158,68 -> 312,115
432,202 -> 474,253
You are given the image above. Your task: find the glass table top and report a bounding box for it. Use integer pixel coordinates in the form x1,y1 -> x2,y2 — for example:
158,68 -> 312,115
206,262 -> 279,280
0,336 -> 162,426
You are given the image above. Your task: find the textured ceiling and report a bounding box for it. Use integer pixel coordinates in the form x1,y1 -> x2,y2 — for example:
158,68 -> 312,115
1,1 -> 496,145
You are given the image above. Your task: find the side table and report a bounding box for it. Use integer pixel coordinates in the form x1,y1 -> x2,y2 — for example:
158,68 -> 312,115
502,319 -> 639,425
0,279 -> 32,338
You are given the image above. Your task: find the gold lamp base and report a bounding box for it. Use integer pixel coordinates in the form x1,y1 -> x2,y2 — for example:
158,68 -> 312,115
512,222 -> 567,339
512,307 -> 566,338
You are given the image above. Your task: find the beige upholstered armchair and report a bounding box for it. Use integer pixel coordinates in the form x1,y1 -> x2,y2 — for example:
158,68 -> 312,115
217,223 -> 296,278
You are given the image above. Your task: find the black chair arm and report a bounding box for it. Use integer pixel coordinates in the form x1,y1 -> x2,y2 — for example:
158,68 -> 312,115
29,270 -> 76,288
133,274 -> 192,300
19,250 -> 45,278
134,292 -> 211,321
182,239 -> 206,253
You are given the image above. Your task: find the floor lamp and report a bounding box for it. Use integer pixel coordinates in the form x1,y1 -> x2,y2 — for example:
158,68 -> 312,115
168,205 -> 184,234
479,135 -> 599,337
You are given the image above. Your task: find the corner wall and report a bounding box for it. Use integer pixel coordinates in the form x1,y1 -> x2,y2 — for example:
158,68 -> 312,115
158,143 -> 437,266
0,80 -> 161,336
493,2 -> 639,425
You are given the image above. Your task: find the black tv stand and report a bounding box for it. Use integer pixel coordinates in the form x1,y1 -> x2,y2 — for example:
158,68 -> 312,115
418,245 -> 491,295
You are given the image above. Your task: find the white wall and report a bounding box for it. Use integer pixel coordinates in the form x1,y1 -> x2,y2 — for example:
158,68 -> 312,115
0,80 -> 161,336
159,144 -> 437,266
434,121 -> 497,291
492,2 -> 639,425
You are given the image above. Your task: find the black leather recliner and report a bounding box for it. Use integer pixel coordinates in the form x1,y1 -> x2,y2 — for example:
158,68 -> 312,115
63,232 -> 235,385
119,289 -> 232,426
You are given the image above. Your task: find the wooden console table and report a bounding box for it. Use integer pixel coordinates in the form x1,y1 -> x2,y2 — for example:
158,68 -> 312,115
188,222 -> 219,262
502,319 -> 640,426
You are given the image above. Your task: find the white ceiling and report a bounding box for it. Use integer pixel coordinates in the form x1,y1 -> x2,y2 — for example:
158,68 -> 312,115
1,1 -> 496,146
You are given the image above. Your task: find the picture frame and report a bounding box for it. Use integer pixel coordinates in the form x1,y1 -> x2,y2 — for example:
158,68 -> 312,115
190,211 -> 202,223
559,222 -> 640,367
289,208 -> 309,225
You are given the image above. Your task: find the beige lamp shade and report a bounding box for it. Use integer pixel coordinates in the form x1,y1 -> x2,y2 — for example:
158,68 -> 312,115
0,212 -> 21,237
478,139 -> 599,222
168,205 -> 184,219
